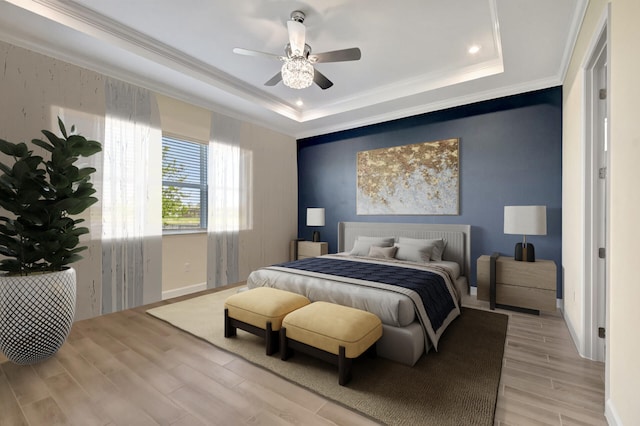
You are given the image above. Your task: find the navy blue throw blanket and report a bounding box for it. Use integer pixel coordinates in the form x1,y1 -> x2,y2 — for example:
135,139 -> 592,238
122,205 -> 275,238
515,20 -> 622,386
274,257 -> 456,331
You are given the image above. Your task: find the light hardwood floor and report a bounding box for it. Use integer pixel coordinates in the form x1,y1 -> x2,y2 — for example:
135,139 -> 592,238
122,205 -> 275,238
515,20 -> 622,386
1,284 -> 607,426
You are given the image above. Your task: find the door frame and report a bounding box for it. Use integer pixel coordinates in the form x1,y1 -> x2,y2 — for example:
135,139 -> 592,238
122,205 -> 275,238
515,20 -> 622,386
582,9 -> 609,362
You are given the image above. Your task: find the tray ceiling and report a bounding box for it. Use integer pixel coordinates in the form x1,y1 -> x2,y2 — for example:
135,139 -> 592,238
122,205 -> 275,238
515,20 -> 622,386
0,0 -> 586,138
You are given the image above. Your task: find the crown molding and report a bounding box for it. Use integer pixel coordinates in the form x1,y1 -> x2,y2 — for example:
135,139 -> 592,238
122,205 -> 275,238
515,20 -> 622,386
295,76 -> 562,139
5,0 -> 302,120
2,0 -> 507,126
558,0 -> 590,83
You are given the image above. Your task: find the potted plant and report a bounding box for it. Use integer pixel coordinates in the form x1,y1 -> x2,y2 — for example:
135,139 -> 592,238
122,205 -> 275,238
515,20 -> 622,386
0,118 -> 101,364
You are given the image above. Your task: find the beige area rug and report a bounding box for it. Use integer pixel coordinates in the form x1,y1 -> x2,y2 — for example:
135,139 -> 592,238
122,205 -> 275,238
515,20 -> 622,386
147,288 -> 508,426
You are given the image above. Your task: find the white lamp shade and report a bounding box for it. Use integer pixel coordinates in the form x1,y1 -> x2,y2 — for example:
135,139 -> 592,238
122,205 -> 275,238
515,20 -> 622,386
504,205 -> 547,235
306,208 -> 325,227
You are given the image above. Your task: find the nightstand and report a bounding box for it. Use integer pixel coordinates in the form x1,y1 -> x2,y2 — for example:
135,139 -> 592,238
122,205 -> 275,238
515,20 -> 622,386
289,241 -> 328,260
477,254 -> 556,314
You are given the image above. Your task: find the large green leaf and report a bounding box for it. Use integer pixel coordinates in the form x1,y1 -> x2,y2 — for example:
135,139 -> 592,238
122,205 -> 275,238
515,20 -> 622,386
0,139 -> 18,156
0,161 -> 13,175
30,138 -> 54,153
13,142 -> 29,158
0,258 -> 22,274
40,129 -> 63,149
67,197 -> 98,215
75,140 -> 102,157
76,167 -> 97,180
0,140 -> 30,159
57,117 -> 68,139
0,245 -> 18,257
65,227 -> 90,238
73,182 -> 96,198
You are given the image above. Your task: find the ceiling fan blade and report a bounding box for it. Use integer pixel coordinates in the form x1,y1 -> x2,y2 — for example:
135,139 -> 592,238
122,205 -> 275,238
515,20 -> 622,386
313,69 -> 333,90
264,72 -> 282,86
309,47 -> 362,63
287,20 -> 306,56
233,48 -> 284,61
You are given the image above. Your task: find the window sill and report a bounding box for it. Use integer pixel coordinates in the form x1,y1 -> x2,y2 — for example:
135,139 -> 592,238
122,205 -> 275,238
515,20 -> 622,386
163,229 -> 207,236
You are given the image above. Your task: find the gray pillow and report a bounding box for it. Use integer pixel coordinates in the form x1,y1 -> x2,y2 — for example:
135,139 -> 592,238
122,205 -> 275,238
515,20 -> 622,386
350,240 -> 378,256
356,236 -> 395,247
394,243 -> 432,263
368,245 -> 398,259
398,237 -> 447,261
349,236 -> 395,255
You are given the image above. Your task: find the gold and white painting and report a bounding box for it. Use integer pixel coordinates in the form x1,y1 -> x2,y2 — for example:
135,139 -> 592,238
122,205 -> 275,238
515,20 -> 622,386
357,138 -> 459,215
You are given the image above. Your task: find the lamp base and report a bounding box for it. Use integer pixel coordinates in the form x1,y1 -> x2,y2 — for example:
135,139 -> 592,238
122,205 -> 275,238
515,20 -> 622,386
312,231 -> 320,242
514,243 -> 535,262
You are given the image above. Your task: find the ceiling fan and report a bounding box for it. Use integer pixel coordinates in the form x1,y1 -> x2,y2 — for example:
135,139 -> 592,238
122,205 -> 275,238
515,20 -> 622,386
233,10 -> 361,90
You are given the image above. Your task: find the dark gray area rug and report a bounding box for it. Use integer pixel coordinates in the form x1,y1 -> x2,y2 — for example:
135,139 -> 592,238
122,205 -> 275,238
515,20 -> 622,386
147,289 -> 508,426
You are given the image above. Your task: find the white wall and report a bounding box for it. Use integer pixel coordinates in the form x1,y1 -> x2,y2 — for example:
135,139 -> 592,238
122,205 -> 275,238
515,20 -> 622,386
0,41 -> 298,318
608,0 -> 640,423
157,94 -> 210,295
234,119 -> 298,280
0,40 -> 105,320
562,0 -> 608,361
156,94 -> 298,296
563,0 -> 640,424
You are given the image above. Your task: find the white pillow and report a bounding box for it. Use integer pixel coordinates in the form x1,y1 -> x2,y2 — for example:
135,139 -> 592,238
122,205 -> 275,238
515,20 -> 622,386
398,237 -> 447,262
394,242 -> 432,263
368,245 -> 398,259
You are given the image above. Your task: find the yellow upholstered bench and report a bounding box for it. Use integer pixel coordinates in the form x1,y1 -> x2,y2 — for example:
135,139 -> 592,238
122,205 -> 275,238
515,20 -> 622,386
224,287 -> 310,355
280,301 -> 383,385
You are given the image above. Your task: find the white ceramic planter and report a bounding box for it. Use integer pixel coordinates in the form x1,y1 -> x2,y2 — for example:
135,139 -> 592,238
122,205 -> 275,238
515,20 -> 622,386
0,268 -> 76,365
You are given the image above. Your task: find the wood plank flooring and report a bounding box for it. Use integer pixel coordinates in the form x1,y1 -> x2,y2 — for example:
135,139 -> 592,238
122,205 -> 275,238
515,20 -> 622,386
0,284 -> 606,426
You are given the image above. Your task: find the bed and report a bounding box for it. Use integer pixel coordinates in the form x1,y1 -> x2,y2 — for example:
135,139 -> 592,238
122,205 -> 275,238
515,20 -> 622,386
246,222 -> 471,366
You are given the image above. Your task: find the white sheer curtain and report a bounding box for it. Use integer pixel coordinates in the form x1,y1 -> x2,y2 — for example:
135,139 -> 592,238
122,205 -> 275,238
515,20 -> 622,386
102,78 -> 162,312
207,113 -> 249,287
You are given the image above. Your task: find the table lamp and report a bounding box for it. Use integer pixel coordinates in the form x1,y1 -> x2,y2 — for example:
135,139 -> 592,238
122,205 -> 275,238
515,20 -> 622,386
504,205 -> 547,262
306,208 -> 325,242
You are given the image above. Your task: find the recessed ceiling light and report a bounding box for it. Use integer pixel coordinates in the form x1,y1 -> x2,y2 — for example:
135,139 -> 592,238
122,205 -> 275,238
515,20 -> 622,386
468,45 -> 481,54
296,99 -> 304,106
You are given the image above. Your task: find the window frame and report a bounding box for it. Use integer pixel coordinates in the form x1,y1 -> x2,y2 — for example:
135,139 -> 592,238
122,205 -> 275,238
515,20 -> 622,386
161,134 -> 208,234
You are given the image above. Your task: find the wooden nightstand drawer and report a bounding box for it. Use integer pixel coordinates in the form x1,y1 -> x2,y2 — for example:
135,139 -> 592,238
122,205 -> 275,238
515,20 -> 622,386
497,259 -> 556,291
290,241 -> 328,260
477,255 -> 557,313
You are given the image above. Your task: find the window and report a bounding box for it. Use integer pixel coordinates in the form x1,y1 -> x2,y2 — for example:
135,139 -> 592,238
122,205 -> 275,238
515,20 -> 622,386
162,136 -> 208,231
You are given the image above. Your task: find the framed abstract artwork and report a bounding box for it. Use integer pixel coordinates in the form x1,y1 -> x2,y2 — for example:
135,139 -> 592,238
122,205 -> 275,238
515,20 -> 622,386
357,138 -> 459,215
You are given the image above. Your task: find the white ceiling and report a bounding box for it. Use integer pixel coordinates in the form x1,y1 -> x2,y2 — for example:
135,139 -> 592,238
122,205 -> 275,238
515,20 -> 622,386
0,0 -> 586,139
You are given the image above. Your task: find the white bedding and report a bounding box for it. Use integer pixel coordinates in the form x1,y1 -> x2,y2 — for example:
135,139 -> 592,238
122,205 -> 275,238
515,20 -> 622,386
246,253 -> 461,351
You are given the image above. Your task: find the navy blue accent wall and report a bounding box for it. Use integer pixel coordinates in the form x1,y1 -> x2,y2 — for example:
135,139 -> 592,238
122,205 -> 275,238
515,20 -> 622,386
297,87 -> 562,297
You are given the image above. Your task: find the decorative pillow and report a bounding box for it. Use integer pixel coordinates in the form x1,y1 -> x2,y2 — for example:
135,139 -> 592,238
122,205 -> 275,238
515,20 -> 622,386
398,237 -> 447,262
350,240 -> 378,256
368,245 -> 398,259
349,236 -> 395,255
394,243 -> 432,263
355,236 -> 395,247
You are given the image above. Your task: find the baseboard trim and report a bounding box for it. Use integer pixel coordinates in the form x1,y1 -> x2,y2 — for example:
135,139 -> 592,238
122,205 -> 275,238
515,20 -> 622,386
561,305 -> 586,358
605,398 -> 622,426
162,282 -> 207,300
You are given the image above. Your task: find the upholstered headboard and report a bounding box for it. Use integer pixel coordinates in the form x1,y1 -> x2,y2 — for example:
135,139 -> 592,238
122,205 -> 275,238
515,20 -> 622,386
338,222 -> 471,278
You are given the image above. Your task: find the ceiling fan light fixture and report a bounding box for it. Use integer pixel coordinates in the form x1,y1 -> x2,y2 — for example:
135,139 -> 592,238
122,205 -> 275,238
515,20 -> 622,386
281,57 -> 314,89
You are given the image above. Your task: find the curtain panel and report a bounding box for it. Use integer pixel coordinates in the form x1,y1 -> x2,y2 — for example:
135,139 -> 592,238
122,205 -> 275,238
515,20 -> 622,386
102,78 -> 162,312
207,113 -> 247,287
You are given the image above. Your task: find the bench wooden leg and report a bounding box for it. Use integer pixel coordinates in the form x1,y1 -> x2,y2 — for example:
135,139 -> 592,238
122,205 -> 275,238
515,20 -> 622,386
224,308 -> 236,338
265,321 -> 278,356
280,327 -> 292,360
338,346 -> 352,386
